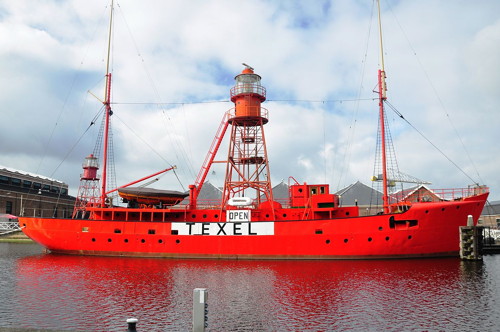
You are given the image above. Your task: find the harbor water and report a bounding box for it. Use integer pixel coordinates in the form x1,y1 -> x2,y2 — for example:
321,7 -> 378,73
1,242 -> 500,331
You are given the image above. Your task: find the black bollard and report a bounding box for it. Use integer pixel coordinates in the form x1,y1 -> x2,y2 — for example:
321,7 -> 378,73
127,318 -> 138,331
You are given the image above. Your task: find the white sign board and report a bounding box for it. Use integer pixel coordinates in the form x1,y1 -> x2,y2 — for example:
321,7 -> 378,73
171,221 -> 274,236
226,210 -> 251,222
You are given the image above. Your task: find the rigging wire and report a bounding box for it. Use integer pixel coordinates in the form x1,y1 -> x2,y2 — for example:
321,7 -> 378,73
34,5 -> 109,182
114,3 -> 194,189
384,0 -> 484,186
112,113 -> 186,192
112,98 -> 375,106
49,108 -> 104,180
384,100 -> 479,186
337,0 -> 377,193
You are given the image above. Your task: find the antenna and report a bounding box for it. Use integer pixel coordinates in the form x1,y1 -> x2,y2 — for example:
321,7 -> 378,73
242,63 -> 254,71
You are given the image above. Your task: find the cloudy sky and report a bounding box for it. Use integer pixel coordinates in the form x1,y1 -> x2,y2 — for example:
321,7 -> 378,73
1,0 -> 499,201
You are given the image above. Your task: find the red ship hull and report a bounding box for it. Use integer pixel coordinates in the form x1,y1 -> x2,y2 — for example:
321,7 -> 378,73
18,192 -> 488,259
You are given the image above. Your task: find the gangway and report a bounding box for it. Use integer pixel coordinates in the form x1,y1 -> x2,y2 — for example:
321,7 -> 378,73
0,220 -> 21,236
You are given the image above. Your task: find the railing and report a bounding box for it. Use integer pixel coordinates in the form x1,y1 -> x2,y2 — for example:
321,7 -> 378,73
391,186 -> 489,203
230,84 -> 266,98
0,220 -> 21,233
172,197 -> 291,210
227,107 -> 269,122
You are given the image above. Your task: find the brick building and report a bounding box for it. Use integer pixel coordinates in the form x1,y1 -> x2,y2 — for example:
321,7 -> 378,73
0,165 -> 75,218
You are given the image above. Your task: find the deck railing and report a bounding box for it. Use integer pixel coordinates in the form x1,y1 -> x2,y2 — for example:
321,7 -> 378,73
390,186 -> 489,203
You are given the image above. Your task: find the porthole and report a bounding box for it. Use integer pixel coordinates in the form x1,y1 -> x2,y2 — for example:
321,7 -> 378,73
214,214 -> 219,218
107,238 -> 112,242
408,235 -> 412,240
283,214 -> 287,218
425,210 -> 429,214
203,214 -> 207,218
91,238 -> 96,242
191,214 -> 196,218
368,237 -> 372,242
378,226 -> 383,231
175,239 -> 180,244
344,239 -> 349,243
326,239 -> 331,244
266,214 -> 270,218
346,212 -> 350,216
158,239 -> 163,244
141,239 -> 146,243
385,236 -> 390,241
124,239 -> 129,243
456,206 -> 460,209
441,208 -> 445,211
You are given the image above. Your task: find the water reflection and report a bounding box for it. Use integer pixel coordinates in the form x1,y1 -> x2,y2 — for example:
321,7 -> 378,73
7,249 -> 500,331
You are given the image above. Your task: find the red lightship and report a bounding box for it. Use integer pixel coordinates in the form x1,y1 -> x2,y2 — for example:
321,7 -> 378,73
19,1 -> 488,259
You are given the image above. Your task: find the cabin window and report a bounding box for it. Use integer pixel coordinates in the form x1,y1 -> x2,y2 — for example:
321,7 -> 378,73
148,229 -> 156,235
311,188 -> 317,195
114,229 -> 122,234
320,186 -> 325,194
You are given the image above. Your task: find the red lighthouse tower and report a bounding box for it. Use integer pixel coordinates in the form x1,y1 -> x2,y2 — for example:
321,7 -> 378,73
72,154 -> 101,218
190,65 -> 274,211
222,64 -> 273,205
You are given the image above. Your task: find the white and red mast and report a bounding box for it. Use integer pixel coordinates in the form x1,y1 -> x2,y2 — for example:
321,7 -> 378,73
100,0 -> 114,207
73,1 -> 114,216
377,0 -> 389,213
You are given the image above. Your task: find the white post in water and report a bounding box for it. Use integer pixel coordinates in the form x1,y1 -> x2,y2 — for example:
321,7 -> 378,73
126,318 -> 138,331
193,288 -> 208,332
467,214 -> 474,226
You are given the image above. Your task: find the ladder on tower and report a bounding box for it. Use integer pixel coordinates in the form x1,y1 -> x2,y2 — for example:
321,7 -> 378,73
193,111 -> 231,194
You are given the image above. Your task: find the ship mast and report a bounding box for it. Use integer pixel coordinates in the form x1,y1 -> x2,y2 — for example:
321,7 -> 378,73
377,0 -> 389,213
100,0 -> 114,207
